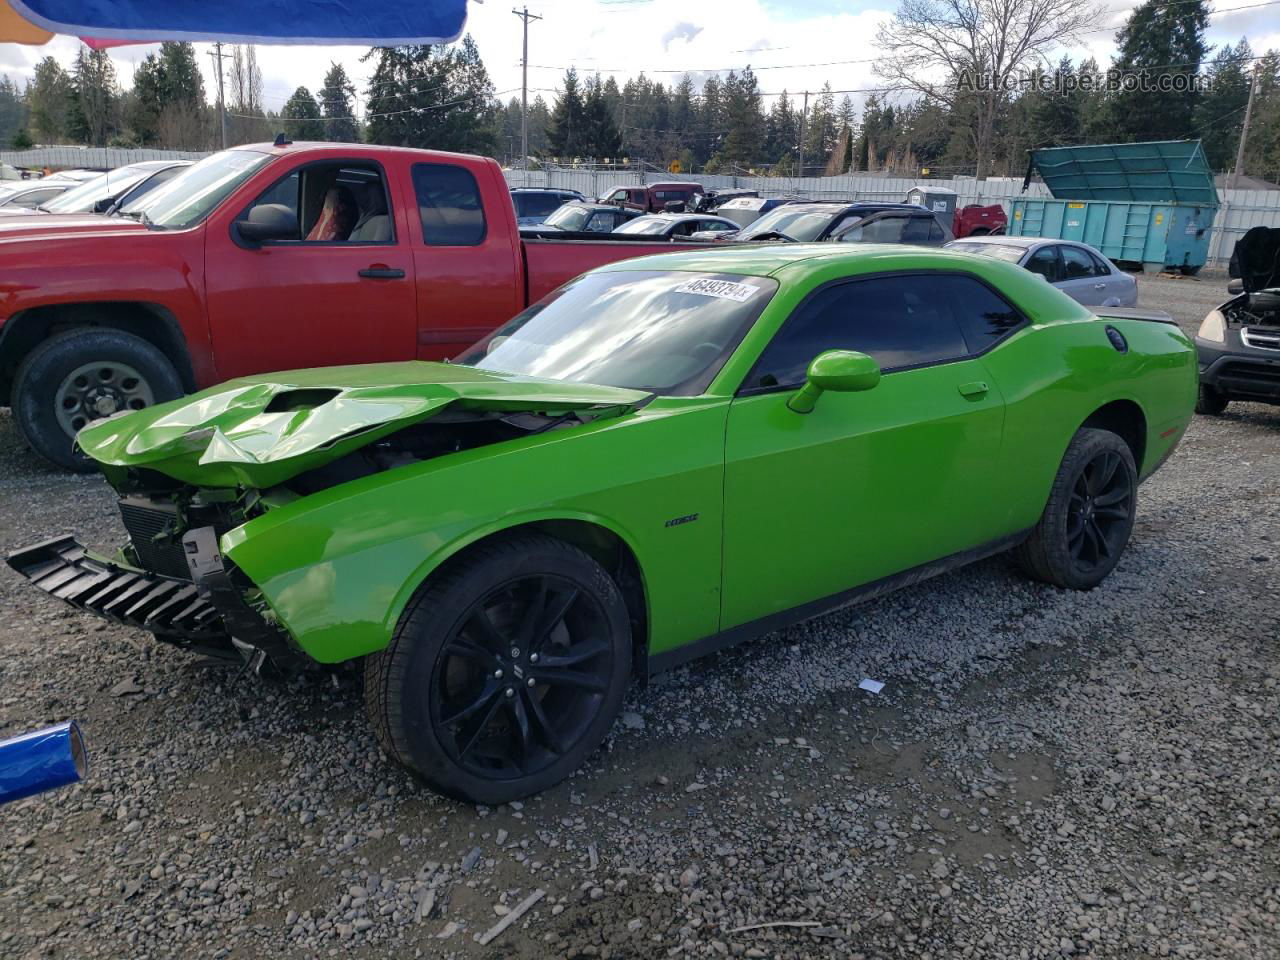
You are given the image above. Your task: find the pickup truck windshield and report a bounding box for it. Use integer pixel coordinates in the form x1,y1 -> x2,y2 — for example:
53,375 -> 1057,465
457,270 -> 778,396
739,204 -> 844,242
137,150 -> 274,229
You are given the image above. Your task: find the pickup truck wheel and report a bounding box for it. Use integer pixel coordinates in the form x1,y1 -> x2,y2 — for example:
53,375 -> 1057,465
365,534 -> 632,804
1195,384 -> 1229,416
1012,428 -> 1137,590
12,328 -> 183,472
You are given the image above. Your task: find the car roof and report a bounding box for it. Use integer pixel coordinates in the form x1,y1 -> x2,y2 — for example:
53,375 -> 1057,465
511,186 -> 579,193
951,235 -> 1042,249
594,243 -> 1012,279
562,201 -> 621,211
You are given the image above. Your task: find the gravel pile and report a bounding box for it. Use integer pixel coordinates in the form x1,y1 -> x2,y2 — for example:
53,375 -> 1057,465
2,275 -> 1277,959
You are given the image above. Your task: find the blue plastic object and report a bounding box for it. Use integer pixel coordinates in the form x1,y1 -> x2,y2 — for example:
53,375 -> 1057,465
11,0 -> 467,45
0,721 -> 87,805
1014,140 -> 1219,274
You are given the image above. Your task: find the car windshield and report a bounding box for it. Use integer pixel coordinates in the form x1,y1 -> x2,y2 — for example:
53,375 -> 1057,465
543,204 -> 595,231
132,150 -> 274,228
738,205 -> 842,242
41,166 -> 153,213
946,241 -> 1026,263
457,270 -> 779,396
614,217 -> 672,235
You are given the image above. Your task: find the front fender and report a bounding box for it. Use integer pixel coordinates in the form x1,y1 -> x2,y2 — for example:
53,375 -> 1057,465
222,399 -> 728,663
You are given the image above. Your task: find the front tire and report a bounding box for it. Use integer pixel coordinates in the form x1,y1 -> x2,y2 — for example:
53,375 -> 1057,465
1195,384 -> 1229,416
364,534 -> 632,804
12,328 -> 183,471
1013,428 -> 1137,590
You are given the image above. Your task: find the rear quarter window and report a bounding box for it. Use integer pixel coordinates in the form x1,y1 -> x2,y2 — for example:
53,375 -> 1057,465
413,163 -> 486,246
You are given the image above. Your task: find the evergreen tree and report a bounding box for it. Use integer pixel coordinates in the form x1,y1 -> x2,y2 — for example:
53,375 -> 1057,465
28,56 -> 71,143
1193,40 -> 1254,170
1244,51 -> 1280,181
547,68 -> 585,158
68,45 -> 119,146
0,75 -> 28,147
698,76 -> 725,167
581,74 -> 621,159
363,35 -> 496,154
282,86 -> 325,140
767,92 -> 798,166
802,83 -> 837,173
319,63 -> 359,141
720,69 -> 764,168
1106,0 -> 1209,142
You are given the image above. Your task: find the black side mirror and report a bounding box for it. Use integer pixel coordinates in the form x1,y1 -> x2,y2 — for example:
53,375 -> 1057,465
91,197 -> 113,214
235,203 -> 299,245
1227,278 -> 1244,295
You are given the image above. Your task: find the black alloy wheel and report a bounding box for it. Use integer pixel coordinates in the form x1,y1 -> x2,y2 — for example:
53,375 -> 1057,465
1066,449 -> 1133,575
430,574 -> 612,780
1012,427 -> 1138,590
365,533 -> 632,804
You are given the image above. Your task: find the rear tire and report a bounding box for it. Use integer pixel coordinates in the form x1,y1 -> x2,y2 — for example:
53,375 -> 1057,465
1195,384 -> 1229,416
12,328 -> 183,472
364,534 -> 632,804
1013,428 -> 1137,590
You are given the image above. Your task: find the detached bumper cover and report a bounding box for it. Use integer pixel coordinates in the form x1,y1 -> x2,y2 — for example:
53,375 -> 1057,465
7,537 -> 224,640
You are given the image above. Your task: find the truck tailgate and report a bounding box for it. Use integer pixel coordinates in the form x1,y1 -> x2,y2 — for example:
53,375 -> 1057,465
521,237 -> 699,304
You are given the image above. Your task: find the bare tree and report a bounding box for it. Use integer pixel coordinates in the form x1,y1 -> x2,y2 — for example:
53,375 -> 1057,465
874,0 -> 1099,178
228,44 -> 272,144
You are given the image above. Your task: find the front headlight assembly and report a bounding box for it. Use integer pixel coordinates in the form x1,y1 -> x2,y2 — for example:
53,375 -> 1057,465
1197,309 -> 1227,343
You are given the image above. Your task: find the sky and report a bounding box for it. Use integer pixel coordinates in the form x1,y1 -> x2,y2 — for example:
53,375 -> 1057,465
0,0 -> 1278,120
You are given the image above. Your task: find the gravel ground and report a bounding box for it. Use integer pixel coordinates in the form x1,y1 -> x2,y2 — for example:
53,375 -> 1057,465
2,273 -> 1278,960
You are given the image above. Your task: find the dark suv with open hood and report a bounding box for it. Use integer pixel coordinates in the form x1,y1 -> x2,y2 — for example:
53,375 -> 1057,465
1195,227 -> 1280,415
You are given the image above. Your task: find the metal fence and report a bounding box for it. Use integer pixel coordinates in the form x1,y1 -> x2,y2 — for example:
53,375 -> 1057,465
506,165 -> 1280,265
0,146 -> 210,170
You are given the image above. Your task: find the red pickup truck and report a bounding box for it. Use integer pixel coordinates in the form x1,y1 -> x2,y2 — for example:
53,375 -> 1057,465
0,142 -> 686,469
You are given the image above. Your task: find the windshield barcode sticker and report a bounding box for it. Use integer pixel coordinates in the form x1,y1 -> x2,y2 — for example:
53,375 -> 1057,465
674,278 -> 759,302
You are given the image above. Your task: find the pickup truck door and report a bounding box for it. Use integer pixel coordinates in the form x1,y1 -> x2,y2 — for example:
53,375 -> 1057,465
203,158 -> 418,380
407,161 -> 524,359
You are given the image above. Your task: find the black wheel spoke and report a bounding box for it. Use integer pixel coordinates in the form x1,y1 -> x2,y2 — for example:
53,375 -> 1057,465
465,606 -> 508,650
507,694 -> 533,773
1094,452 -> 1119,493
444,637 -> 499,668
524,691 -> 568,756
1089,520 -> 1111,558
1094,486 -> 1129,507
454,694 -> 505,760
1094,504 -> 1129,520
441,678 -> 501,726
537,638 -> 609,669
532,667 -> 607,693
531,587 -> 580,653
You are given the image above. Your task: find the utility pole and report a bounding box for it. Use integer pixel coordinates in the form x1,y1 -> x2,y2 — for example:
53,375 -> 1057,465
1231,64 -> 1260,191
512,6 -> 542,167
208,42 -> 231,149
797,90 -> 809,179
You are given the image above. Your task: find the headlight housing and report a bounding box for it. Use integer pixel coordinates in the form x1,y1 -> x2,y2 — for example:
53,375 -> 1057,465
1198,309 -> 1227,343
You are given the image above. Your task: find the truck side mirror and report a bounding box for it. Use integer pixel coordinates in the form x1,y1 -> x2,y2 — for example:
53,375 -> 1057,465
235,203 -> 299,245
1227,278 -> 1244,295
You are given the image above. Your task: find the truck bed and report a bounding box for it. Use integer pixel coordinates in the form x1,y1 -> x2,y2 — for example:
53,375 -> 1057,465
521,237 -> 705,304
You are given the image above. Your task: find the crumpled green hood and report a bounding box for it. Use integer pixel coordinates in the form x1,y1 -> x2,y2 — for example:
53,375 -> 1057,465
78,361 -> 650,488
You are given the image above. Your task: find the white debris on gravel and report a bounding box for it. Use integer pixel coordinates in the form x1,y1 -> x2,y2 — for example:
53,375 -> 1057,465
0,277 -> 1277,959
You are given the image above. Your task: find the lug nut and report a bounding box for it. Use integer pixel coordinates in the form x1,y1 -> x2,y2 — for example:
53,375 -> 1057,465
493,668 -> 504,679
505,688 -> 515,698
529,653 -> 539,664
526,677 -> 536,687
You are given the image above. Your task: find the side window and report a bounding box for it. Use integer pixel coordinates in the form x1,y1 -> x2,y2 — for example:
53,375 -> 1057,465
241,163 -> 392,244
831,213 -> 865,234
901,217 -> 933,244
744,276 -> 970,390
13,188 -> 61,207
584,212 -> 611,233
928,220 -> 946,242
931,274 -> 1025,353
1087,251 -> 1112,275
1025,246 -> 1061,282
1060,246 -> 1097,279
413,163 -> 486,246
609,189 -> 628,202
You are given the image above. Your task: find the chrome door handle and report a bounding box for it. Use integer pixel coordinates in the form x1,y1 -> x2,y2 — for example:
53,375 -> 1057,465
958,381 -> 989,398
1093,283 -> 1107,289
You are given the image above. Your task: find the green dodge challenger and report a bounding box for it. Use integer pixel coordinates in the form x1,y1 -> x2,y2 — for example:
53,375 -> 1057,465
10,245 -> 1196,802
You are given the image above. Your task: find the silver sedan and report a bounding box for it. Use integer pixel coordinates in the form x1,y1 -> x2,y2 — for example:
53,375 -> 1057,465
946,236 -> 1138,307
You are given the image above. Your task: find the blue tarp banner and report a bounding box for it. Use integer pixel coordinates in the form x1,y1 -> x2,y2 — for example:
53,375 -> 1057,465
11,0 -> 468,45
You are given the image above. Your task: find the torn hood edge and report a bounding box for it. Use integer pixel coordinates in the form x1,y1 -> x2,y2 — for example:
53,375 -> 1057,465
77,361 -> 652,490
1230,226 -> 1280,293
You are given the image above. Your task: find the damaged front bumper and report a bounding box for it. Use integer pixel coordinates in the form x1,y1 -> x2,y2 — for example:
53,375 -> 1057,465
7,531 -> 301,671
